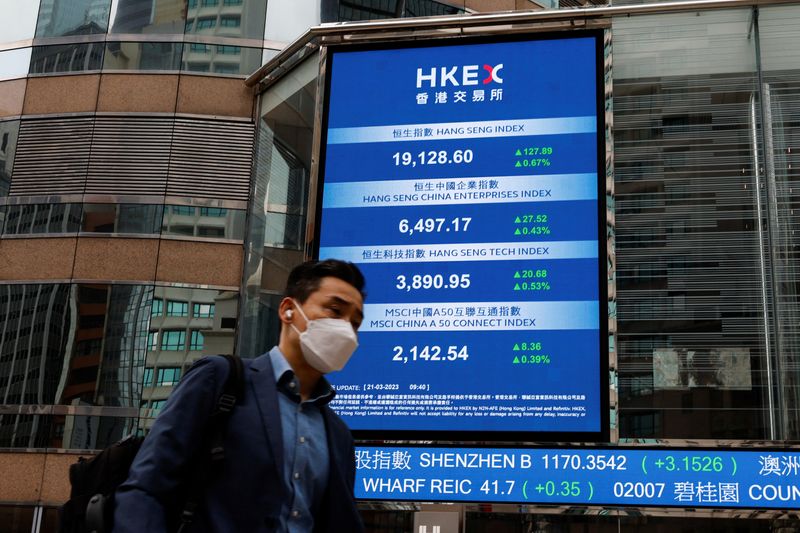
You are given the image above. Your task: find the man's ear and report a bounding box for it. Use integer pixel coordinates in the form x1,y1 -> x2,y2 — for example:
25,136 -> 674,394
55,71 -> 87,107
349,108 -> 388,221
278,297 -> 295,325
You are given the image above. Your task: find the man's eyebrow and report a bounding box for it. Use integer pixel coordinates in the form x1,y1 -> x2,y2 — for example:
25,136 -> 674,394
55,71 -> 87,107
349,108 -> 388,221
330,295 -> 363,321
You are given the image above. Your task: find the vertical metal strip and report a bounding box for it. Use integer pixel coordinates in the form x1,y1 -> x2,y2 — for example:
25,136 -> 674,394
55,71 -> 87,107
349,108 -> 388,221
750,91 -> 777,441
305,45 -> 329,261
753,6 -> 785,440
604,27 -> 618,443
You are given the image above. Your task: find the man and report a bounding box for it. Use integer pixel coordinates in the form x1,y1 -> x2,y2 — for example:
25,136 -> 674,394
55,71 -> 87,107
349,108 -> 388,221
114,259 -> 366,532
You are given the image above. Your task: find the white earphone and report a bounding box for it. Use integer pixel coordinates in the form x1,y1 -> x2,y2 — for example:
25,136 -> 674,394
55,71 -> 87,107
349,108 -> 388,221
285,309 -> 293,319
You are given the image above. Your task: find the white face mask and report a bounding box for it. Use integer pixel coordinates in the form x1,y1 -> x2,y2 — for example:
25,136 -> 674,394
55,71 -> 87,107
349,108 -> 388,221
290,299 -> 359,373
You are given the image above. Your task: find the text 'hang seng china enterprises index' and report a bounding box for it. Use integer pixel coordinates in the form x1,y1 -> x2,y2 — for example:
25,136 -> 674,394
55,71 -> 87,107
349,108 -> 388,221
318,35 -> 604,438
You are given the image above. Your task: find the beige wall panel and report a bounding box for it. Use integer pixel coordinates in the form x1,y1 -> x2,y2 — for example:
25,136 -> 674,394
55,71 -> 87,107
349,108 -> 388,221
97,74 -> 179,113
0,238 -> 76,280
23,75 -> 100,115
516,0 -> 542,9
466,0 -> 515,11
72,237 -> 159,282
0,78 -> 26,117
0,453 -> 45,502
176,76 -> 253,118
156,240 -> 243,287
40,453 -> 81,503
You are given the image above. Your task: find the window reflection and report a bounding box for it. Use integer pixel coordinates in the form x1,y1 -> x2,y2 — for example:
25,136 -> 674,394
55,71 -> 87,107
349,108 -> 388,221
161,204 -> 246,239
30,43 -> 104,74
335,0 -> 462,22
108,0 -> 186,35
0,504 -> 35,532
2,204 -> 83,235
103,42 -> 183,71
0,120 -> 19,197
1,203 -> 246,238
35,0 -> 111,37
180,43 -> 262,76
142,286 -> 238,428
184,0 -> 266,40
82,203 -> 163,233
0,283 -> 239,448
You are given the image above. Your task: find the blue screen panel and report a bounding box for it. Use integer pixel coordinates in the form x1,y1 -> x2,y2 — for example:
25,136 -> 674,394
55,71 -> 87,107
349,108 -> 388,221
318,34 -> 606,439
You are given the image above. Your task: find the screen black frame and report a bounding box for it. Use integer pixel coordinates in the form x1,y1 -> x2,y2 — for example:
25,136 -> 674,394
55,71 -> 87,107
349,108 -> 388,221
313,29 -> 610,444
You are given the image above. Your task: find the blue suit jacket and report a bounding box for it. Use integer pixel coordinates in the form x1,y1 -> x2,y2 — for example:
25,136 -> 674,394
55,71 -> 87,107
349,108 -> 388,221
113,353 -> 364,533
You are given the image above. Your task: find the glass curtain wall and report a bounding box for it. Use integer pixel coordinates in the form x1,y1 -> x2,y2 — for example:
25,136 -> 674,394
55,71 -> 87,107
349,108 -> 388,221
0,283 -> 236,449
613,5 -> 800,441
239,57 -> 318,357
612,9 -> 770,440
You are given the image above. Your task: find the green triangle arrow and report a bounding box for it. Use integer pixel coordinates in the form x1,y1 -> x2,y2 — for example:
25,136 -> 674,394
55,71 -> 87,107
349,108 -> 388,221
514,271 -> 521,279
514,228 -> 521,235
514,216 -> 521,223
514,283 -> 521,291
513,356 -> 520,364
515,149 -> 522,156
515,161 -> 522,168
513,343 -> 520,351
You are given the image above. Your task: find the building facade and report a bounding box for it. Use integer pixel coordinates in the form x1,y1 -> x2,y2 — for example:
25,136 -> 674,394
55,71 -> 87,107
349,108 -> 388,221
2,0 -> 800,532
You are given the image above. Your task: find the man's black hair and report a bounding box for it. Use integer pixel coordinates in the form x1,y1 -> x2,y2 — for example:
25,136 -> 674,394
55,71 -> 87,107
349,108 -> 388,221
284,259 -> 366,303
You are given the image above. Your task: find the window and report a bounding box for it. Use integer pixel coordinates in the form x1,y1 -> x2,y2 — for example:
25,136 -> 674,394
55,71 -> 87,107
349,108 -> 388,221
184,20 -> 193,31
188,0 -> 197,7
152,299 -> 163,317
166,301 -> 188,317
213,63 -> 239,74
223,0 -> 242,4
201,0 -> 218,5
215,46 -> 240,56
198,226 -> 225,237
171,206 -> 195,215
196,18 -> 216,29
163,223 -> 195,236
220,16 -> 240,27
76,338 -> 102,356
190,330 -> 204,351
143,368 -> 154,386
150,399 -> 167,412
156,367 -> 182,386
190,43 -> 210,53
200,207 -> 228,216
147,331 -> 158,350
193,303 -> 215,318
186,62 -> 210,72
161,330 -> 186,351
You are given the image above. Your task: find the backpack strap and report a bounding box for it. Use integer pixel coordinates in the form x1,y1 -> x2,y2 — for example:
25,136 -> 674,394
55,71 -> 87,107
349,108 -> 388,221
177,355 -> 245,532
209,354 -> 244,461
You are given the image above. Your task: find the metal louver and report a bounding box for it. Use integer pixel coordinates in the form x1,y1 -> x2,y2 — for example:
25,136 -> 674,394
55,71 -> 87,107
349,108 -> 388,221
10,117 -> 94,196
86,117 -> 173,196
168,119 -> 254,201
9,116 -> 254,202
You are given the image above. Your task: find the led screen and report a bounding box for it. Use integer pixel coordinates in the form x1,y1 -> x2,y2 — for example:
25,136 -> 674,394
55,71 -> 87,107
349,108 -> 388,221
355,446 -> 800,510
318,33 -> 607,440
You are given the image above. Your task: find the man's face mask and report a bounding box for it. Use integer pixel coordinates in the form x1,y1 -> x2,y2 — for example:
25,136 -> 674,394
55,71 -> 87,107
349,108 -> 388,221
290,299 -> 359,373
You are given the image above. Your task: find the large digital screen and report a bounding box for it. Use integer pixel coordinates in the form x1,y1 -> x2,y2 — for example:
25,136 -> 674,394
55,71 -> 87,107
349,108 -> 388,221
354,446 -> 800,510
317,33 -> 607,440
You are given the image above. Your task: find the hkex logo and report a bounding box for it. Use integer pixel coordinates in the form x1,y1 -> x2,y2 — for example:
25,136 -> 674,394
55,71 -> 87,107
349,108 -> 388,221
416,64 -> 504,88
